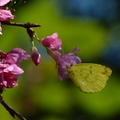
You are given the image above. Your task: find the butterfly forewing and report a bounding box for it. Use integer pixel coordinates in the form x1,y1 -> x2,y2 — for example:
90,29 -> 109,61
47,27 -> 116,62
67,63 -> 112,93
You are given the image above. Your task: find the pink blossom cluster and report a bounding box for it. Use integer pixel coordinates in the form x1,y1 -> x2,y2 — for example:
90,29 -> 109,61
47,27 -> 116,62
0,0 -> 82,119
0,0 -> 14,34
31,32 -> 81,80
0,0 -> 81,96
0,48 -> 30,94
41,33 -> 81,80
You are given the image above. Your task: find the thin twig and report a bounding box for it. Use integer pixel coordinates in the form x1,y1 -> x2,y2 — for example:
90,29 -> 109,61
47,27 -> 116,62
1,21 -> 41,28
1,100 -> 27,120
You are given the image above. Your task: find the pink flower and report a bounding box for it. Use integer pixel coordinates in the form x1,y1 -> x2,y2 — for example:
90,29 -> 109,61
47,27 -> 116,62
0,48 -> 30,93
0,8 -> 14,21
47,47 -> 81,80
41,33 -> 62,51
0,63 -> 24,90
1,48 -> 30,65
0,0 -> 14,34
31,46 -> 41,66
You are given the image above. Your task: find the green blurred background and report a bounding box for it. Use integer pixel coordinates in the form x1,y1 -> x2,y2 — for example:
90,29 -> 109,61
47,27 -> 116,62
1,0 -> 120,120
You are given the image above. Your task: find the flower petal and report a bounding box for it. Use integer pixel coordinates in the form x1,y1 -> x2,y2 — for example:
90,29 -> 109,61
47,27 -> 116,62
0,9 -> 14,21
3,64 -> 24,75
6,48 -> 30,64
42,33 -> 62,51
68,47 -> 80,56
0,0 -> 10,6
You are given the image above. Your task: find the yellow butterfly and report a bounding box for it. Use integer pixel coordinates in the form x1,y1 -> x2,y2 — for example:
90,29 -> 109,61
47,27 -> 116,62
67,63 -> 112,93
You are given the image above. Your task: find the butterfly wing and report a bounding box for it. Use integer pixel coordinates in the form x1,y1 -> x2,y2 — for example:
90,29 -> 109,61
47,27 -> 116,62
67,63 -> 112,93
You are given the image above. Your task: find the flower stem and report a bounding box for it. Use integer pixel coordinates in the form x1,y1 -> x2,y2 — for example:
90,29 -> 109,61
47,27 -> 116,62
1,100 -> 27,120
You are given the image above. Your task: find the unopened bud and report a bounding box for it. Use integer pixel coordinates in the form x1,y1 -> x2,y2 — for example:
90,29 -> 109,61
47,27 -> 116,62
31,46 -> 41,66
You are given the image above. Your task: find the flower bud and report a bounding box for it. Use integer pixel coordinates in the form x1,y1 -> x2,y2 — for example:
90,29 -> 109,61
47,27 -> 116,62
31,46 -> 41,66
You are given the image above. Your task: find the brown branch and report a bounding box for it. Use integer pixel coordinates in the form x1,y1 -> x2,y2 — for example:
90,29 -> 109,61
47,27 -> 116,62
1,21 -> 41,28
1,100 -> 27,120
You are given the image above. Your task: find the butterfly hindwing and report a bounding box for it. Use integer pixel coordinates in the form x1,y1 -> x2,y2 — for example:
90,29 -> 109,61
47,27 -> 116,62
67,63 -> 112,93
